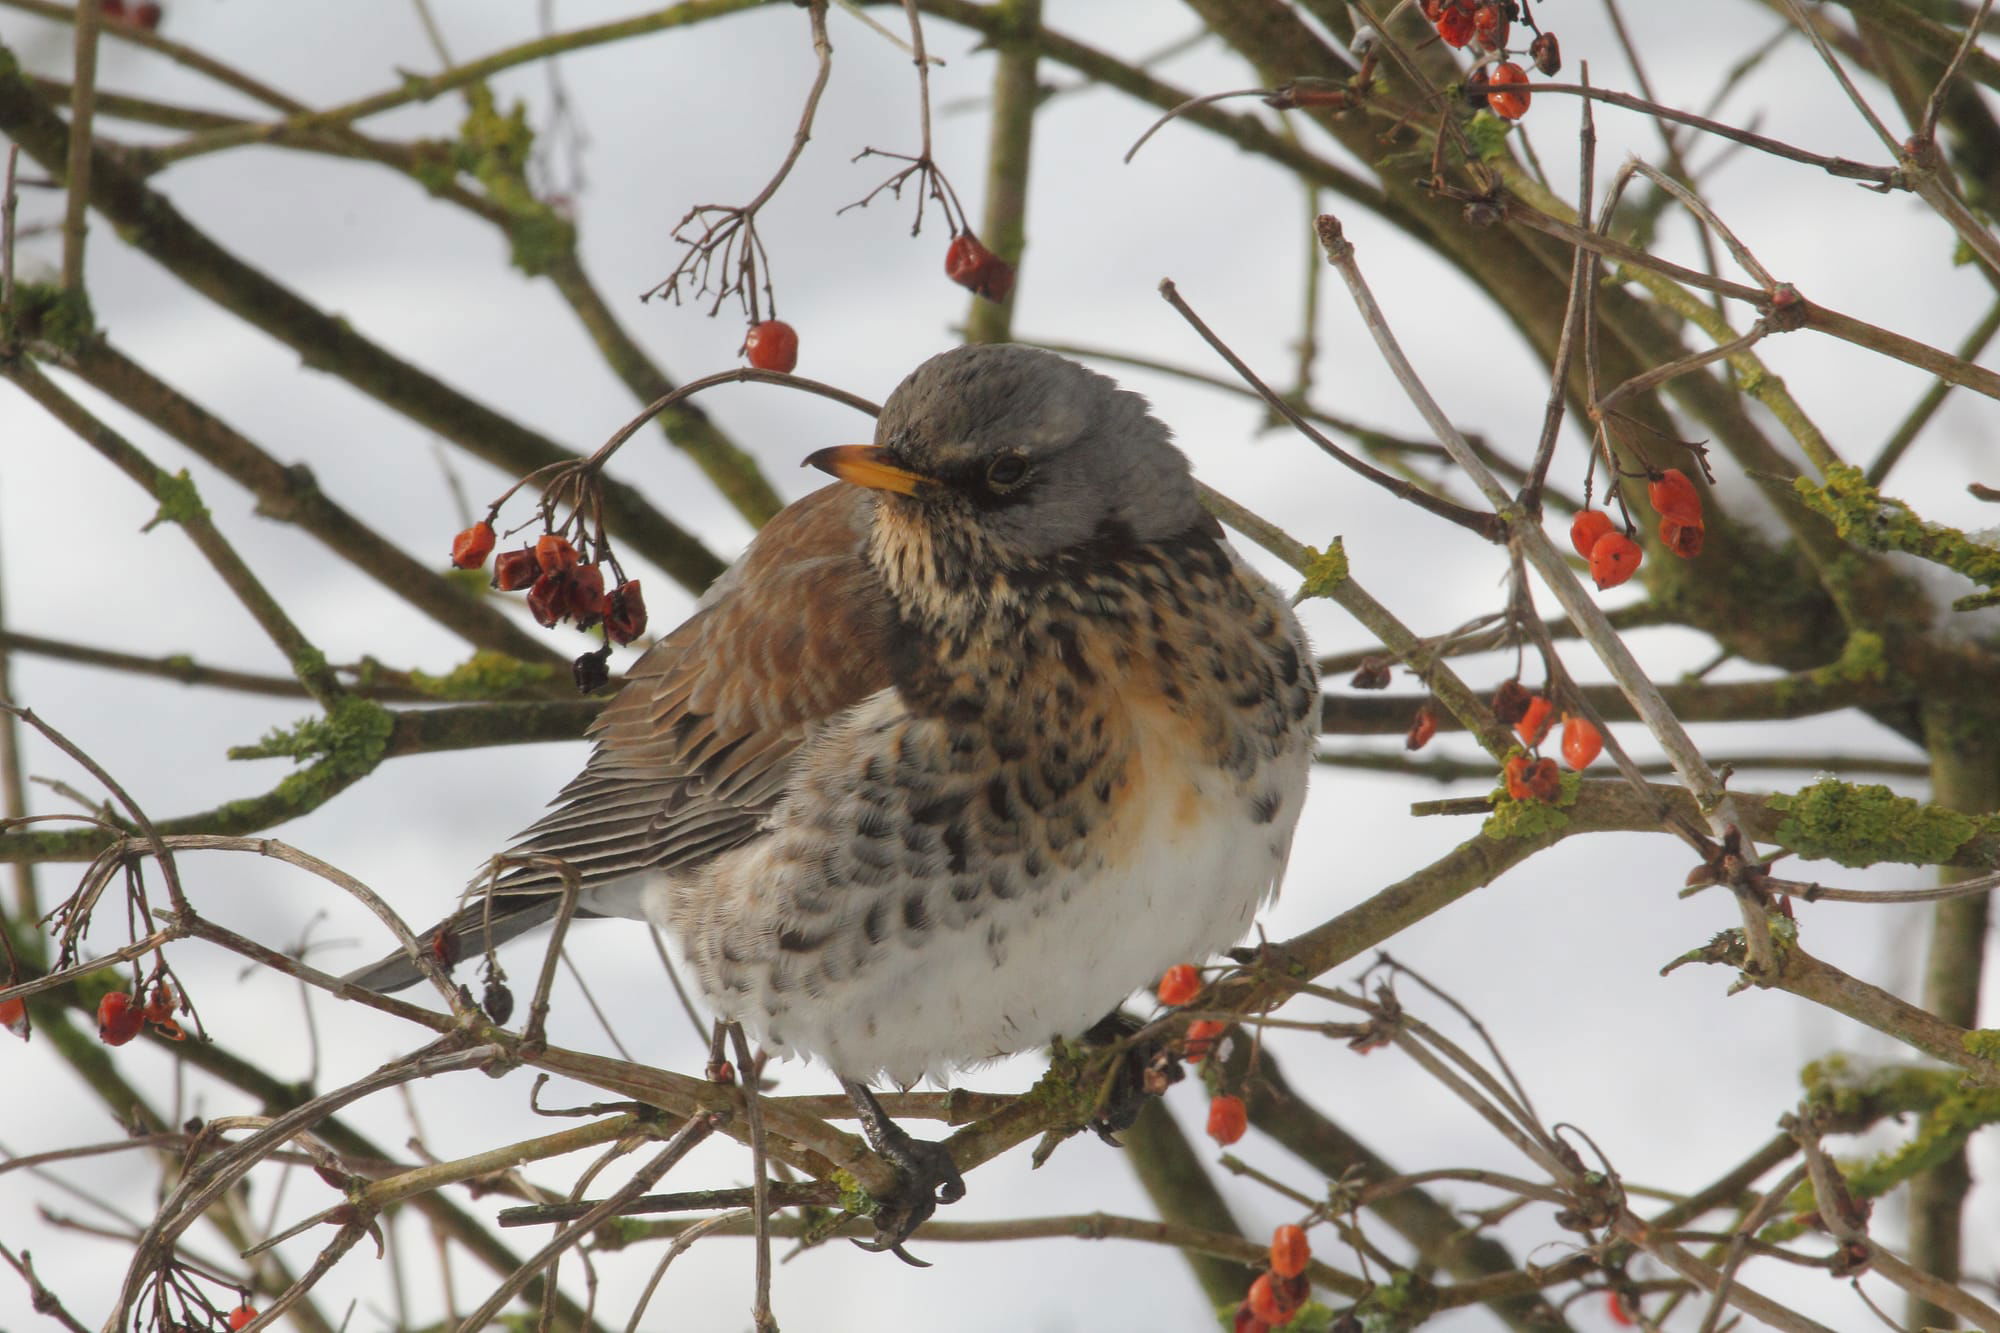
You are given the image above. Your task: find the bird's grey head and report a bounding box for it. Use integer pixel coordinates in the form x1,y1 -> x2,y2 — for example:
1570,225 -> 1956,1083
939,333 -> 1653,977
809,345 -> 1204,574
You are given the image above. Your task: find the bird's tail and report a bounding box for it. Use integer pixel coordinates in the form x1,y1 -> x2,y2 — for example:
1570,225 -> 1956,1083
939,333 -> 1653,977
342,893 -> 599,994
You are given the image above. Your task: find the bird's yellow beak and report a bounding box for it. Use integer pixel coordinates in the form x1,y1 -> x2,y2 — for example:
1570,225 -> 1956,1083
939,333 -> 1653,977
803,445 -> 933,497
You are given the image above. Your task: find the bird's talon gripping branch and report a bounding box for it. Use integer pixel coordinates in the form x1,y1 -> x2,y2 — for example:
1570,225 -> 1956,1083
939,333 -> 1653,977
841,1078 -> 964,1256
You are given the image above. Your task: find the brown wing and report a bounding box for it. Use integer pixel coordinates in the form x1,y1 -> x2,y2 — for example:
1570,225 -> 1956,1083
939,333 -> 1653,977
489,482 -> 894,899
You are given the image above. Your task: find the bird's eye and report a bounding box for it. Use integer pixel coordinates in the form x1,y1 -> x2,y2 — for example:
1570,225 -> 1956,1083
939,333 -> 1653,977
985,453 -> 1032,492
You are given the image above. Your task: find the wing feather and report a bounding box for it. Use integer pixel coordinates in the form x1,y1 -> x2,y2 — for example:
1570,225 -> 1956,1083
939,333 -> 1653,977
487,483 -> 893,901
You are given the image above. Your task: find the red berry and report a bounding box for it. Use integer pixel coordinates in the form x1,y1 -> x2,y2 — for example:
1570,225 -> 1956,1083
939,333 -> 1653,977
603,579 -> 648,644
974,257 -> 1015,302
450,520 -> 496,570
744,320 -> 799,374
1207,1093 -> 1248,1145
1349,658 -> 1392,690
1524,757 -> 1561,801
1246,1273 -> 1301,1325
1560,715 -> 1603,770
527,573 -> 568,628
1269,1223 -> 1311,1278
1647,468 -> 1703,524
1473,2 -> 1509,50
133,1 -> 161,29
228,1305 -> 256,1330
1184,1019 -> 1227,1063
945,233 -> 989,286
97,991 -> 143,1045
1504,755 -> 1560,802
1588,531 -> 1643,589
141,982 -> 176,1024
1487,62 -> 1531,119
573,645 -> 611,693
1531,31 -> 1561,76
1607,1291 -> 1637,1326
534,533 -> 579,575
1406,701 -> 1438,751
430,928 -> 461,971
1435,3 -> 1474,47
1660,517 -> 1705,559
1232,1302 -> 1271,1333
1514,694 -> 1554,748
1569,509 -> 1615,560
1157,963 -> 1201,1007
493,547 -> 539,591
1490,678 -> 1533,726
101,0 -> 126,15
0,994 -> 27,1039
944,233 -> 1015,302
565,563 -> 606,627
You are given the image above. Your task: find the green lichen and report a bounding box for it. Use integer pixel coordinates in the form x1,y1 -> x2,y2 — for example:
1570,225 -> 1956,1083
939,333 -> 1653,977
1212,1302 -> 1341,1332
1366,1270 -> 1433,1322
1298,539 -> 1349,600
1965,1029 -> 2000,1063
229,697 -> 395,779
586,1216 -> 647,1251
408,651 -> 556,701
1019,1037 -> 1100,1127
1480,766 -> 1579,841
828,1167 -> 875,1218
292,645 -> 330,685
2,282 -> 96,352
1829,630 -> 1888,684
1768,777 -> 1988,868
405,137 -> 459,195
143,469 -> 209,530
1801,1054 -> 1953,1125
1463,109 -> 1514,160
454,85 -> 576,276
1765,1064 -> 2000,1242
1795,463 -> 2000,590
1764,626 -> 1892,718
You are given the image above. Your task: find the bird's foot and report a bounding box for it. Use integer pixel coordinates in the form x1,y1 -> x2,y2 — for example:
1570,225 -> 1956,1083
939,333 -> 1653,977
1080,1010 -> 1183,1143
841,1079 -> 965,1265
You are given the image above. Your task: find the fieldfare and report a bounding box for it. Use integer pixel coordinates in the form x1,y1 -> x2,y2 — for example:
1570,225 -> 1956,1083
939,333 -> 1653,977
351,343 -> 1320,1248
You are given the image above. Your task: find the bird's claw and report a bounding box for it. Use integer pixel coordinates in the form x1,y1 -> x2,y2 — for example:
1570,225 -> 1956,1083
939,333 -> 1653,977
841,1079 -> 965,1258
1081,1012 -> 1183,1140
856,1134 -> 963,1254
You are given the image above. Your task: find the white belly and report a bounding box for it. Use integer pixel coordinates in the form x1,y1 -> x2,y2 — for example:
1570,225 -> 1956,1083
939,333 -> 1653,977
652,710 -> 1311,1088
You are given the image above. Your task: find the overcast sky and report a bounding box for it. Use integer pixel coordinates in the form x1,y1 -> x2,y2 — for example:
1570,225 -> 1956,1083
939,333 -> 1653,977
2,3 -> 1995,1331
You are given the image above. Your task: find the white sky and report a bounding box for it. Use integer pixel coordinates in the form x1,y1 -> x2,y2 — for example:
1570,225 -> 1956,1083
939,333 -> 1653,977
1,3 -> 1995,1331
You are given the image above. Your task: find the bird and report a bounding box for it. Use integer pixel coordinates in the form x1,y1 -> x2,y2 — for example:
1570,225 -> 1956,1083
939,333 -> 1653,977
349,343 -> 1320,1249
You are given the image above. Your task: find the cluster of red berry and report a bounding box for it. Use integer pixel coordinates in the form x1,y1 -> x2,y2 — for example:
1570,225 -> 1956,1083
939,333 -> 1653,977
99,0 -> 164,30
1422,0 -> 1561,122
1568,466 -> 1707,590
1233,1224 -> 1314,1332
1155,962 -> 1246,1141
1492,679 -> 1602,801
451,524 -> 648,645
1645,467 -> 1706,557
96,983 -> 184,1045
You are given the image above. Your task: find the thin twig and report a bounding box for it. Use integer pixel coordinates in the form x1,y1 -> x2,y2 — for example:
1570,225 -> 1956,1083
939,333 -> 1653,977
59,0 -> 100,291
1160,280 -> 1503,543
727,1025 -> 775,1333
